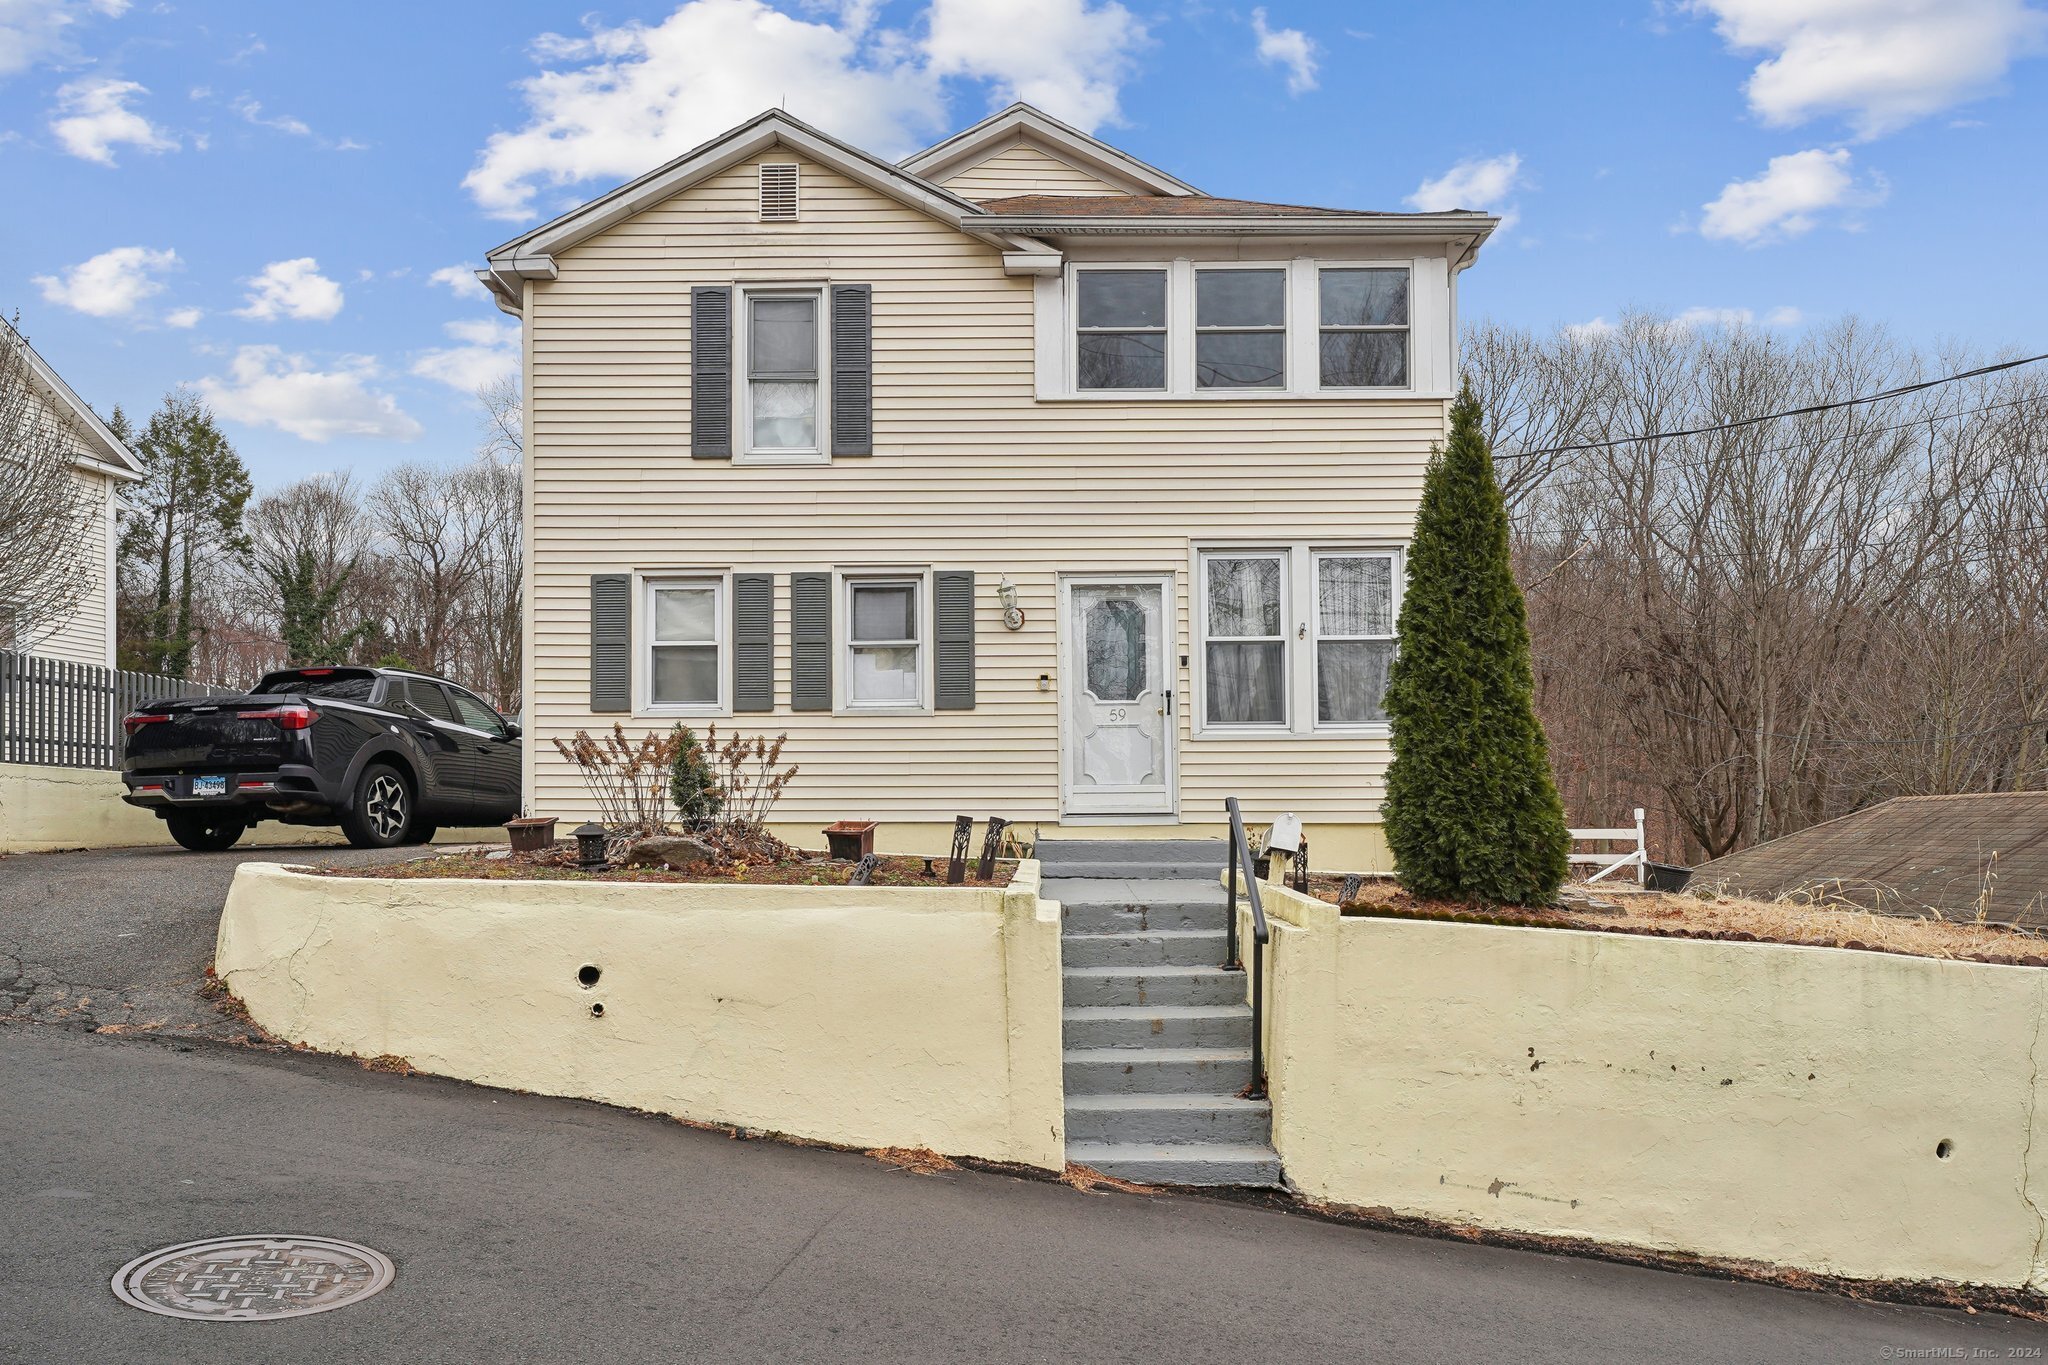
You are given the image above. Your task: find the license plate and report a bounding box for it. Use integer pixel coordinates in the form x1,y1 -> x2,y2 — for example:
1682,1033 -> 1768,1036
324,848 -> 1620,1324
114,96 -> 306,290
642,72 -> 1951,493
190,775 -> 229,797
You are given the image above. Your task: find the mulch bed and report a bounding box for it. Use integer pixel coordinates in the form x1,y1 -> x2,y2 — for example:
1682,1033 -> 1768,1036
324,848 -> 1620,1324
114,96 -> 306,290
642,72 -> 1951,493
320,844 -> 1015,889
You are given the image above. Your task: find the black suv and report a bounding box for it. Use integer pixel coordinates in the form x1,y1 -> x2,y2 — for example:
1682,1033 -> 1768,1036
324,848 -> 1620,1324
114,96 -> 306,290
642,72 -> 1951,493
121,666 -> 522,851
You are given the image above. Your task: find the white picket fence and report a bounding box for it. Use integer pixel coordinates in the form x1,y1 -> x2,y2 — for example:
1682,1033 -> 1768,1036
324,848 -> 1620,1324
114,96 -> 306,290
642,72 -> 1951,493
1568,808 -> 1648,886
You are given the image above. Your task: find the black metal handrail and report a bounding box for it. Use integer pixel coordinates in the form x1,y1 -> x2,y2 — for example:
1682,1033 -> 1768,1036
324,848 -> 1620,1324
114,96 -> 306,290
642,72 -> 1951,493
1223,796 -> 1269,1101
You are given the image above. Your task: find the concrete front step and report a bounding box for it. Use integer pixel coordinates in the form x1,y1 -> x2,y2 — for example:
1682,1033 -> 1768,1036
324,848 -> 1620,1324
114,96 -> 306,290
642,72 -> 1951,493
1061,929 -> 1229,970
1064,1093 -> 1273,1146
1065,1140 -> 1283,1188
1047,879 -> 1230,934
1062,964 -> 1247,1009
1062,1004 -> 1252,1050
1063,1046 -> 1256,1095
1035,839 -> 1227,882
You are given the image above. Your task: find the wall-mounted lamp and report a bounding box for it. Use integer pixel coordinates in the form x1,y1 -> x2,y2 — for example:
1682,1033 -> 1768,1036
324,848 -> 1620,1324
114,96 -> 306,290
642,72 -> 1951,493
997,576 -> 1026,631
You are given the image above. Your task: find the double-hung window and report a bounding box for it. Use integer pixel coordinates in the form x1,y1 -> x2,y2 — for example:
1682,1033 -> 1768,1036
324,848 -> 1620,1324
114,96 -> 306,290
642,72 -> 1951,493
1312,553 -> 1397,726
1318,268 -> 1409,388
1202,554 -> 1288,727
1197,547 -> 1401,734
845,577 -> 923,708
745,290 -> 822,456
1075,268 -> 1168,391
647,578 -> 723,710
1194,268 -> 1286,389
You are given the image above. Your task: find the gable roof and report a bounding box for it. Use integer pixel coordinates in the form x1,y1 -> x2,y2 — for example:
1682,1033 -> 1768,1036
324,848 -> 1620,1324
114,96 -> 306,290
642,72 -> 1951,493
3,317 -> 143,480
899,103 -> 1200,197
479,109 -> 1059,313
977,194 -> 1456,219
1689,792 -> 2048,927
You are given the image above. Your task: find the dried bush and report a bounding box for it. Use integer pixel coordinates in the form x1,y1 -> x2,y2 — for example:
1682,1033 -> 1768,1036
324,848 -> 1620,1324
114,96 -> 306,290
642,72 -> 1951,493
550,725 -> 687,837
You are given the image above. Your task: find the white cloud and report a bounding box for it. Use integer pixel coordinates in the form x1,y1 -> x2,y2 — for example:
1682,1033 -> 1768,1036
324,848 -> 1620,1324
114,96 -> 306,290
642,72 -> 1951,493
164,306 -> 203,329
48,77 -> 176,164
0,0 -> 129,82
196,346 -> 421,443
230,95 -> 311,138
465,0 -> 947,220
1250,8 -> 1318,95
1563,317 -> 1617,342
925,0 -> 1148,129
1673,306 -> 1757,328
1687,0 -> 2048,138
1763,305 -> 1805,326
32,245 -> 179,317
1697,147 -> 1884,244
1406,151 -> 1526,231
235,258 -> 345,322
411,318 -> 521,392
428,265 -> 487,299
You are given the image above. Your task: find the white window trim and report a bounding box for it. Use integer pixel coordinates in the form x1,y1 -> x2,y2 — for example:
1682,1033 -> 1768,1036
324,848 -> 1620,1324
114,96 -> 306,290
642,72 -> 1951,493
736,283 -> 830,465
1193,549 -> 1291,735
1310,549 -> 1402,734
1071,263 -> 1172,396
1313,263 -> 1413,396
834,568 -> 934,716
1193,263 -> 1290,393
1056,258 -> 1423,401
1190,543 -> 1404,740
638,573 -> 730,717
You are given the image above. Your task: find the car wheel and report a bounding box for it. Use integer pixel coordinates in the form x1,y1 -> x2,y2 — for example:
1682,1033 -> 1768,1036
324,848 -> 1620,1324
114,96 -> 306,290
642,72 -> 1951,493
404,824 -> 438,847
165,811 -> 247,852
341,764 -> 414,849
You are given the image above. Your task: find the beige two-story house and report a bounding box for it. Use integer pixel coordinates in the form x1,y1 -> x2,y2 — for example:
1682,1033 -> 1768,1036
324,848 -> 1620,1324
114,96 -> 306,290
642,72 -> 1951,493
481,104 -> 1496,869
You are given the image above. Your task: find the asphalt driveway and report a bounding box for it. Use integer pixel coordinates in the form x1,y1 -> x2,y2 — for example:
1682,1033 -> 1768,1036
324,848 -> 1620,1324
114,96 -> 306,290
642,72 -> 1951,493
0,840 -> 442,1039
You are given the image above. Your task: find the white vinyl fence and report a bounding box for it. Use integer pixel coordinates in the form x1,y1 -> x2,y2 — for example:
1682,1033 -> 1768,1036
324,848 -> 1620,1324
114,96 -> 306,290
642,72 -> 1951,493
1568,807 -> 1648,886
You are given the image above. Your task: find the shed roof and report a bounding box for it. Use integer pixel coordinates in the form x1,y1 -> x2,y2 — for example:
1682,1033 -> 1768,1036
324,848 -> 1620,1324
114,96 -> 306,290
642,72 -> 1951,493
1689,793 -> 2048,927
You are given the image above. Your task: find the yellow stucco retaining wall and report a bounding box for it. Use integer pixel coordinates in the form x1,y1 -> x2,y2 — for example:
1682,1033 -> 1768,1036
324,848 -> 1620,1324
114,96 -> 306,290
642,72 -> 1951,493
763,818 -> 1393,874
0,762 -> 497,853
215,861 -> 1067,1170
1244,882 -> 2048,1290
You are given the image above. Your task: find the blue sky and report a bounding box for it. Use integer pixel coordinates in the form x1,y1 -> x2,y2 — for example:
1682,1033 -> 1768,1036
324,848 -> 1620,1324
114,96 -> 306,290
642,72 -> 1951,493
4,0 -> 2043,489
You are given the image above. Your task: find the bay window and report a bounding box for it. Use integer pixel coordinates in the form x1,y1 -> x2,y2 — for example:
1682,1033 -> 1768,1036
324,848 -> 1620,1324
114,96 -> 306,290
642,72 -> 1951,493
846,576 -> 924,708
1197,547 -> 1401,734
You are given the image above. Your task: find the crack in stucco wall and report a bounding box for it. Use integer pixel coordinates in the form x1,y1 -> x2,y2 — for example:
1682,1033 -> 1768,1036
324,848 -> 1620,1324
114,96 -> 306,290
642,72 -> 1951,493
2022,971 -> 2048,1289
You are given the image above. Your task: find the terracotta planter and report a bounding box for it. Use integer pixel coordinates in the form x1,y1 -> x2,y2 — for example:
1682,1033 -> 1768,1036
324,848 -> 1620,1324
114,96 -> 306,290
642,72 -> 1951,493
822,820 -> 878,861
505,816 -> 559,854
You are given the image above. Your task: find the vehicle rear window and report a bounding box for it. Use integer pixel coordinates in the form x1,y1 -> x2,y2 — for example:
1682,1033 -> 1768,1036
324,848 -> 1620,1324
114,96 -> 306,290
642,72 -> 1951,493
255,672 -> 375,701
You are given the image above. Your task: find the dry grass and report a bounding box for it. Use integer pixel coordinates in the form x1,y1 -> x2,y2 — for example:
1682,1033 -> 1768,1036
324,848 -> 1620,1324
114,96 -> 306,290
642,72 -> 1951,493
865,1146 -> 961,1176
1308,876 -> 2048,966
1060,1163 -> 1157,1196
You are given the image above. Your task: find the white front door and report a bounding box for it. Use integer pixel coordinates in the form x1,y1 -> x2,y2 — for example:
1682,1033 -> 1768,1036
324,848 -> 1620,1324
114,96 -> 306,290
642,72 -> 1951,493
1061,576 -> 1176,817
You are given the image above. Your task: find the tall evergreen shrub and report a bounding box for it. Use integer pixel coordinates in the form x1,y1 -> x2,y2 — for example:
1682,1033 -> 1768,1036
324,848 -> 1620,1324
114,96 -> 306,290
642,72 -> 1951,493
1382,385 -> 1571,905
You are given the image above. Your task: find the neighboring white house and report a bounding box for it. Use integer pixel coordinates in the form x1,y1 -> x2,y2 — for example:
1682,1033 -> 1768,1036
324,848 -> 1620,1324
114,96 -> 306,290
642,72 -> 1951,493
4,318 -> 143,668
481,104 -> 1497,869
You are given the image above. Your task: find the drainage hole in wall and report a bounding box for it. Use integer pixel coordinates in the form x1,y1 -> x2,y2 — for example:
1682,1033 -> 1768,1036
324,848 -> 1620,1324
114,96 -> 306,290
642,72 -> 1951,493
578,964 -> 601,988
1936,1139 -> 1954,1160
589,1003 -> 605,1019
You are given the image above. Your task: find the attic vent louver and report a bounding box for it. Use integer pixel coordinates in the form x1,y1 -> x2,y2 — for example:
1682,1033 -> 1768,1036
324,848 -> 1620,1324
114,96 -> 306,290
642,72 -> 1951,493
760,163 -> 799,220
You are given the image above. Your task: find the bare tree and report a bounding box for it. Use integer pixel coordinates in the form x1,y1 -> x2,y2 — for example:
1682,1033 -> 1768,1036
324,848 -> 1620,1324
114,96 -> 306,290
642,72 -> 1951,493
243,473 -> 376,667
0,317 -> 100,651
477,375 -> 522,460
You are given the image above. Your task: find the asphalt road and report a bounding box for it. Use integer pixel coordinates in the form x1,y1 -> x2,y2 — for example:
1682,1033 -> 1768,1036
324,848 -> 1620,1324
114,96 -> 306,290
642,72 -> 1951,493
6,1025 -> 2043,1365
3,844 -> 2045,1361
0,841 -> 451,1039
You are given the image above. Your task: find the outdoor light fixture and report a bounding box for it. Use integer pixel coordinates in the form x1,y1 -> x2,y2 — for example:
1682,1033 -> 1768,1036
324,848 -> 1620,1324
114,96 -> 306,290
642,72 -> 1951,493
997,577 -> 1025,630
573,822 -> 609,870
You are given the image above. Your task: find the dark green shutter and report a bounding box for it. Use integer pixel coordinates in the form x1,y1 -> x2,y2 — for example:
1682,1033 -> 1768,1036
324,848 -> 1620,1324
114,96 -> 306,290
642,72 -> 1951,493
935,570 -> 975,711
590,574 -> 630,713
830,284 -> 872,456
733,573 -> 774,713
691,286 -> 732,459
790,573 -> 832,712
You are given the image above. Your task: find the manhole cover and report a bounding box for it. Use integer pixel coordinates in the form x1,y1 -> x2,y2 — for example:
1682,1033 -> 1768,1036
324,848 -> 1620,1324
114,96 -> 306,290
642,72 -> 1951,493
112,1236 -> 394,1321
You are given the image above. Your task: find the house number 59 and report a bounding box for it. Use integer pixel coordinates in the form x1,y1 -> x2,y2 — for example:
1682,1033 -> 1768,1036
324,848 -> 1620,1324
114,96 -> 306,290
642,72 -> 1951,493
1107,707 -> 1128,723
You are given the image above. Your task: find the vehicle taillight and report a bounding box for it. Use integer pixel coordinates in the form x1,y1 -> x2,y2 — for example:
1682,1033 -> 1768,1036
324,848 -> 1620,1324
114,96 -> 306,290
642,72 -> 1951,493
123,713 -> 171,735
245,705 -> 317,731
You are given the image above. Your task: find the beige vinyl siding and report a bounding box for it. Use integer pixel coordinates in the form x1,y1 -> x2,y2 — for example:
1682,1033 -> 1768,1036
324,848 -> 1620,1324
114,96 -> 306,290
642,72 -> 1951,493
25,464 -> 116,667
936,140 -> 1133,200
525,152 -> 1445,840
